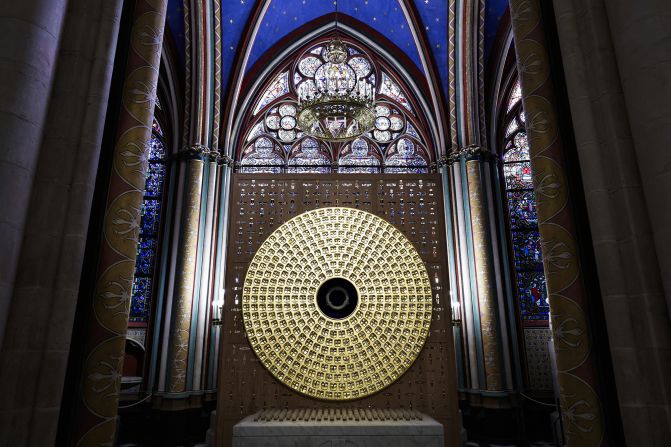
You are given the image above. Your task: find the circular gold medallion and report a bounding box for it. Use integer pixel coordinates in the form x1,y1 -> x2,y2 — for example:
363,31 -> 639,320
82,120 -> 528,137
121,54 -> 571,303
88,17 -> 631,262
242,207 -> 432,401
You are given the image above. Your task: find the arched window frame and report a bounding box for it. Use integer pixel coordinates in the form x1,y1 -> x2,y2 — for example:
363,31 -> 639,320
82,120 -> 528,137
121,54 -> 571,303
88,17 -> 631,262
500,77 -> 550,325
237,36 -> 433,174
129,105 -> 169,325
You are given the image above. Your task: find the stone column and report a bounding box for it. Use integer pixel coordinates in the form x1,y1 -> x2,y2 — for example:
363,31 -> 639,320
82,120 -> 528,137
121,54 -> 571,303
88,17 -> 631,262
0,0 -> 123,444
0,0 -> 68,345
465,149 -> 505,392
603,2 -> 671,311
192,157 -> 219,391
167,149 -> 205,393
152,147 -> 220,402
446,146 -> 513,398
510,0 -> 606,444
552,0 -> 671,443
150,0 -> 222,401
71,1 -> 167,444
209,159 -> 233,389
447,153 -> 482,391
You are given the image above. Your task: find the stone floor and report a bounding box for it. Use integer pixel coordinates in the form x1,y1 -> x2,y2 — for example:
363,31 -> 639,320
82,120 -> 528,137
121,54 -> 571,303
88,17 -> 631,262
465,442 -> 556,447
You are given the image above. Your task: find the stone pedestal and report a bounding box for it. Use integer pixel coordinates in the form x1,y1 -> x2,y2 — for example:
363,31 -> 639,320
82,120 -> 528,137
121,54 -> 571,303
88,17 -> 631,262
231,409 -> 444,447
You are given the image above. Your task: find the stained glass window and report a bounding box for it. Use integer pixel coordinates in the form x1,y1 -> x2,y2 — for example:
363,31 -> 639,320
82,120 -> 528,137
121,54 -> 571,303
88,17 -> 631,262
288,137 -> 332,173
503,161 -> 533,189
239,38 -> 432,173
130,118 -> 168,323
507,80 -> 522,112
502,78 -> 549,322
152,119 -> 163,136
339,137 -> 381,173
240,137 -> 285,173
253,72 -> 289,115
379,72 -> 412,112
385,138 -> 429,173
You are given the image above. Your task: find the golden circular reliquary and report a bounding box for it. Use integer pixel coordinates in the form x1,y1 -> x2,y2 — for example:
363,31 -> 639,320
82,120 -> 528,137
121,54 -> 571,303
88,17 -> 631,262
242,207 -> 432,401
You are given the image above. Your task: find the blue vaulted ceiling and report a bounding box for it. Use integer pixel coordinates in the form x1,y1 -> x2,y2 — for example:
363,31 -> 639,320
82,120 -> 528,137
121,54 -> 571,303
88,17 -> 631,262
246,1 -> 425,72
221,0 -> 448,99
484,0 -> 508,61
166,0 -> 509,100
166,0 -> 186,62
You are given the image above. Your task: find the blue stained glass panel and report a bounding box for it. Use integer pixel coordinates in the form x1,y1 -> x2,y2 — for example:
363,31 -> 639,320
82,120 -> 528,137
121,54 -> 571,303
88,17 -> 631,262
348,56 -> 371,78
253,72 -> 289,115
504,161 -> 533,189
340,156 -> 380,167
501,81 -> 549,323
507,191 -> 538,229
512,230 -> 543,270
384,166 -> 429,174
385,155 -> 427,167
288,154 -> 329,166
298,56 -> 321,77
517,271 -> 549,321
130,119 -> 166,323
149,135 -> 165,161
141,199 -> 161,236
405,123 -> 419,138
339,166 -> 381,174
286,166 -> 332,174
379,73 -> 412,112
135,238 -> 157,276
130,277 -> 152,322
240,154 -> 284,166
239,166 -> 284,174
145,162 -> 165,197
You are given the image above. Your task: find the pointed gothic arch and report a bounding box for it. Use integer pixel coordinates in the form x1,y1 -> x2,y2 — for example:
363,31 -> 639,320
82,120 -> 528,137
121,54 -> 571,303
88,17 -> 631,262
229,31 -> 439,173
222,14 -> 449,160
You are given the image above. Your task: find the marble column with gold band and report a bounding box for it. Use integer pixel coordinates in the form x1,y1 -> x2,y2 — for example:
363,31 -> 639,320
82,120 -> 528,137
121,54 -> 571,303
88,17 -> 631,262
72,0 -> 167,444
509,0 -> 605,444
445,146 -> 515,399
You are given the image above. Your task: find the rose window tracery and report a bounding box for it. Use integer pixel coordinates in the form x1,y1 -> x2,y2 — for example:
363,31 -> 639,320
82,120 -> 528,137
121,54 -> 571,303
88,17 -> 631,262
240,39 -> 432,174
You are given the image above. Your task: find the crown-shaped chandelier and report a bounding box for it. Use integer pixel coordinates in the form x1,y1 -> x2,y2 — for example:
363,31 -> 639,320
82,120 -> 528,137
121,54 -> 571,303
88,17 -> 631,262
296,6 -> 375,142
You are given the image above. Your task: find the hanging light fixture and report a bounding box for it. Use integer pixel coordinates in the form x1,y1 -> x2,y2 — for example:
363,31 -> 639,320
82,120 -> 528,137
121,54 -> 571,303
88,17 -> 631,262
296,1 -> 376,142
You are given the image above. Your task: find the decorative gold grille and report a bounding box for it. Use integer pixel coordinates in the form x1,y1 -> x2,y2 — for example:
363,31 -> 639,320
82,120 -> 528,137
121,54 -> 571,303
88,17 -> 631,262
242,207 -> 433,400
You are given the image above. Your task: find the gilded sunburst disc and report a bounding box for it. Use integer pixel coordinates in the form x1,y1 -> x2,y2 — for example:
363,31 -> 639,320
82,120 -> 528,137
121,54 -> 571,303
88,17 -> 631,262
242,207 -> 432,401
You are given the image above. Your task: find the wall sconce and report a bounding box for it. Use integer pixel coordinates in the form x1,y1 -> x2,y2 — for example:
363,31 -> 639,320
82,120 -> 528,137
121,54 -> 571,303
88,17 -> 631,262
212,299 -> 224,326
